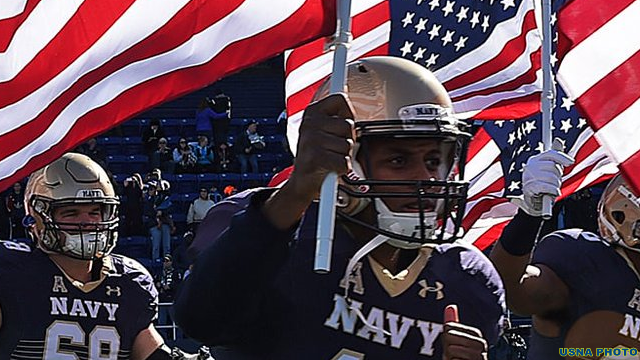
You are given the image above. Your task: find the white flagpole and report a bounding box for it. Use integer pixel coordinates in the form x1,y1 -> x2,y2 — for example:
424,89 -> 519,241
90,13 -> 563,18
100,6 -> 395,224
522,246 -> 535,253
315,0 -> 353,273
541,0 -> 554,219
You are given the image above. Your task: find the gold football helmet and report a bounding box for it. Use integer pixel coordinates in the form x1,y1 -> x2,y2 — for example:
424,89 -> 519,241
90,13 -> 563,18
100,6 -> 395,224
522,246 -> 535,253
24,153 -> 119,259
312,56 -> 471,248
598,174 -> 640,252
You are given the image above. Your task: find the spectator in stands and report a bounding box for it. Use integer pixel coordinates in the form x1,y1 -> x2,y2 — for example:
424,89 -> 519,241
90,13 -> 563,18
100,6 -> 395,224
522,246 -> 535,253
223,185 -> 237,198
172,231 -> 194,275
78,137 -> 107,169
173,137 -> 197,174
143,181 -> 172,261
211,89 -> 232,148
0,190 -> 9,239
149,168 -> 171,196
277,109 -> 293,157
122,173 -> 144,236
195,97 -> 215,141
4,181 -> 26,239
142,118 -> 165,156
151,137 -> 175,174
236,121 -> 265,174
187,188 -> 216,234
209,186 -> 223,203
215,142 -> 235,173
155,254 -> 182,338
194,134 -> 215,173
151,207 -> 175,262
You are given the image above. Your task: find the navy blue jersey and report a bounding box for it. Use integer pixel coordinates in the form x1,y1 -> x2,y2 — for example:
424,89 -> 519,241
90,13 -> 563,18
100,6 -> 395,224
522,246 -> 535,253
528,229 -> 640,359
0,240 -> 158,359
174,190 -> 505,359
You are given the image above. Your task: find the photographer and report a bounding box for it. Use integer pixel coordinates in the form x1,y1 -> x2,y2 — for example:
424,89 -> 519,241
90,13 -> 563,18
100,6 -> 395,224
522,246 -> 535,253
155,254 -> 182,339
123,173 -> 144,236
235,121 -> 264,174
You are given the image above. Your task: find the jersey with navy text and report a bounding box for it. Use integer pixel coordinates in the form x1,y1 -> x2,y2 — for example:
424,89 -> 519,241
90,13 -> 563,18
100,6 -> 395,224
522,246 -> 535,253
175,191 -> 505,360
528,229 -> 640,359
0,240 -> 158,360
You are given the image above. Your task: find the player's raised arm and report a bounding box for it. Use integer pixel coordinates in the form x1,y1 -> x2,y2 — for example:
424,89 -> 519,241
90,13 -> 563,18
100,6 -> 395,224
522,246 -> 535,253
262,93 -> 355,230
490,143 -> 574,315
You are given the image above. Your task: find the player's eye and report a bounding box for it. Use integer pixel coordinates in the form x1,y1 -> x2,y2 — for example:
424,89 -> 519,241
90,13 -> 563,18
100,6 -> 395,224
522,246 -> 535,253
389,156 -> 406,166
425,158 -> 441,172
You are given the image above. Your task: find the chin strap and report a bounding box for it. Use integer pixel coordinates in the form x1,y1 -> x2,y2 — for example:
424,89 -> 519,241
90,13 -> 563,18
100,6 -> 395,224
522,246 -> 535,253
342,234 -> 392,336
147,345 -> 213,360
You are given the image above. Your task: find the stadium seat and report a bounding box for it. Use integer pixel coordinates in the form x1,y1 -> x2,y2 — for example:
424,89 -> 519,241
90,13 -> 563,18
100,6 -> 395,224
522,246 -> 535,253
178,118 -> 196,137
197,173 -> 220,190
218,173 -> 242,189
261,172 -> 276,184
257,117 -> 279,135
173,174 -> 198,194
114,236 -> 149,260
241,173 -> 262,189
121,120 -> 141,137
122,136 -> 143,156
265,135 -> 285,153
161,118 -> 182,135
256,153 -> 278,173
126,154 -> 149,174
97,137 -> 123,155
106,155 -> 128,174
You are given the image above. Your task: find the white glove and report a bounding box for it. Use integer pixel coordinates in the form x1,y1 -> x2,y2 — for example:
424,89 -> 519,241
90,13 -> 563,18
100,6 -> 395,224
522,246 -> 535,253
512,139 -> 575,216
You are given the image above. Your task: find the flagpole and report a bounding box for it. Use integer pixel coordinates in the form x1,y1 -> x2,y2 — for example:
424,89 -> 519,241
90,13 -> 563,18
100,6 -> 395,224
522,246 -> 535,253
541,0 -> 554,219
315,0 -> 353,273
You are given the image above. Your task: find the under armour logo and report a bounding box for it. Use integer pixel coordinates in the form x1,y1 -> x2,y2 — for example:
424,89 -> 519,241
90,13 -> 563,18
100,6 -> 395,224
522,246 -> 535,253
418,279 -> 444,300
106,286 -> 121,297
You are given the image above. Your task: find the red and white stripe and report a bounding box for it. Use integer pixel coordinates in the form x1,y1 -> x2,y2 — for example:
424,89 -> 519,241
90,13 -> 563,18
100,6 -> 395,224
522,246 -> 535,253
436,0 -> 542,119
285,0 -> 390,155
556,0 -> 640,193
458,126 -> 617,250
0,0 -> 336,190
285,0 -> 543,155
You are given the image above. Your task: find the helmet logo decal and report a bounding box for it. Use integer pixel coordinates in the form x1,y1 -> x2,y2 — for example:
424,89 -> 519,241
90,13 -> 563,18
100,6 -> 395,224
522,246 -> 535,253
77,189 -> 105,198
398,104 -> 452,120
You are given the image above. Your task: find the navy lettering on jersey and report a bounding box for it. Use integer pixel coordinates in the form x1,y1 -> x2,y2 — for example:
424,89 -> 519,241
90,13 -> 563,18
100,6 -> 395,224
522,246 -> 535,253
0,245 -> 158,359
178,195 -> 505,360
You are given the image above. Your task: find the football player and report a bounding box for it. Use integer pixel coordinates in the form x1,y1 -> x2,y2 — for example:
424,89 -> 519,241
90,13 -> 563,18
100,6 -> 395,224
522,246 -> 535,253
174,56 -> 506,359
490,150 -> 640,358
0,153 -> 183,359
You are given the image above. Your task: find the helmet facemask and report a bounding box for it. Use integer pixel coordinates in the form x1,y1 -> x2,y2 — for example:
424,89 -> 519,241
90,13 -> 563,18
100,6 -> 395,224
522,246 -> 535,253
31,196 -> 119,260
24,153 -> 120,260
337,105 -> 470,249
598,174 -> 640,253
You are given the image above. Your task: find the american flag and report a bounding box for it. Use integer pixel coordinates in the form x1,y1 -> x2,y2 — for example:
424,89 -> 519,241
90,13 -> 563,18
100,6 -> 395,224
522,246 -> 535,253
285,0 -> 543,151
461,85 -> 617,249
284,0 -> 618,248
556,0 -> 640,194
0,0 -> 336,191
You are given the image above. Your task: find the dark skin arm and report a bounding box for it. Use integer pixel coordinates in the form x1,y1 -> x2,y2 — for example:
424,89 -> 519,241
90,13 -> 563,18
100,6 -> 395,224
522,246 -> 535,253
262,93 -> 356,230
490,231 -> 570,318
